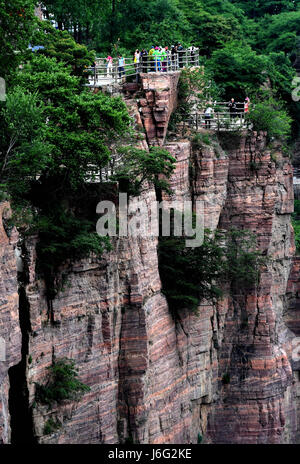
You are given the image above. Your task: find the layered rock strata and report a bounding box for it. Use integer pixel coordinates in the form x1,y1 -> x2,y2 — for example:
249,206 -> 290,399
0,73 -> 299,444
0,203 -> 21,443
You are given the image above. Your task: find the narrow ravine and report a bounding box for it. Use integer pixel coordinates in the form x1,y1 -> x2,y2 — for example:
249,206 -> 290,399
8,242 -> 36,444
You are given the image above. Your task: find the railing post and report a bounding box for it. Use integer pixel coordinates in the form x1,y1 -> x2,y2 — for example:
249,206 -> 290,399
196,113 -> 198,131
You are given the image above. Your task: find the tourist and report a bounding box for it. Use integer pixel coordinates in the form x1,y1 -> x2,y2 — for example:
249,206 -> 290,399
134,49 -> 140,73
153,46 -> 161,72
106,55 -> 113,77
228,98 -> 237,119
204,104 -> 213,129
140,49 -> 148,73
177,43 -> 184,68
118,55 -> 125,80
165,46 -> 171,71
244,96 -> 250,113
171,45 -> 177,70
189,45 -> 196,65
161,47 -> 167,72
149,46 -> 155,71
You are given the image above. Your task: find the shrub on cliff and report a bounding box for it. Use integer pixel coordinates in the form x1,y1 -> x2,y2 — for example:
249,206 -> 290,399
158,227 -> 267,314
43,417 -> 62,435
110,146 -> 176,196
246,97 -> 292,140
292,200 -> 300,253
158,230 -> 224,313
35,358 -> 90,406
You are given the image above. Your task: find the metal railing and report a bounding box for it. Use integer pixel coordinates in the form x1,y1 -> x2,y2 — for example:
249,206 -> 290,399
185,103 -> 251,131
84,49 -> 200,87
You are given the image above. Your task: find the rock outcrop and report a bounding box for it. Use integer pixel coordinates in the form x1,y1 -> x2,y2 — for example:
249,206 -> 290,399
0,73 -> 300,444
138,72 -> 180,146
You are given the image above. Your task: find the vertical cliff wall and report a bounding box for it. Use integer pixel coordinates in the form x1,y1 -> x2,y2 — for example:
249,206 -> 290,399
206,133 -> 296,443
0,203 -> 21,443
0,73 -> 300,444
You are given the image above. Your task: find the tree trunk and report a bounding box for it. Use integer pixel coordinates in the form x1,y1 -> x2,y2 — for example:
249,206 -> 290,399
78,25 -> 83,44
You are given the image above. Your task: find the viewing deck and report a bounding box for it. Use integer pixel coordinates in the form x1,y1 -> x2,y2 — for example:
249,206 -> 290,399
84,53 -> 250,132
84,49 -> 200,88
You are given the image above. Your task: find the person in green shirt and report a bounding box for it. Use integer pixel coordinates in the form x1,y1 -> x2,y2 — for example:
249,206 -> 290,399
161,47 -> 167,72
153,47 -> 161,72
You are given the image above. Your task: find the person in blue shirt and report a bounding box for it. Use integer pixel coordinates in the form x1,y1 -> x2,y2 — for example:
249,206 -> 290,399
118,55 -> 125,79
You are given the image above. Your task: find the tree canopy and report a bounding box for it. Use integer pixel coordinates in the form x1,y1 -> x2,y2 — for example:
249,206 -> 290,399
0,0 -> 35,80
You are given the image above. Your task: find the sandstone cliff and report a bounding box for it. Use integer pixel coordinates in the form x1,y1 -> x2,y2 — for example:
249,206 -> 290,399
0,73 -> 299,444
0,203 -> 21,443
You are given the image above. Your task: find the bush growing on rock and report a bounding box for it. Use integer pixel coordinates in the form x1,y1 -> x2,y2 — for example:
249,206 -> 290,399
35,358 -> 90,406
246,97 -> 292,140
158,226 -> 267,315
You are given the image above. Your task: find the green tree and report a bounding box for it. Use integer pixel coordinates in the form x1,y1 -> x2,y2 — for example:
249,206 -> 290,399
14,54 -> 130,187
231,0 -> 299,18
31,20 -> 95,77
42,0 -> 105,43
246,97 -> 292,140
0,86 -> 51,200
0,0 -> 36,79
158,227 -> 266,315
208,42 -> 269,99
110,146 -> 176,196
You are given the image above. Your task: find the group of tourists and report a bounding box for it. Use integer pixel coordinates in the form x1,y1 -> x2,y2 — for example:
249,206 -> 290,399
228,97 -> 250,117
104,44 -> 198,78
204,97 -> 251,129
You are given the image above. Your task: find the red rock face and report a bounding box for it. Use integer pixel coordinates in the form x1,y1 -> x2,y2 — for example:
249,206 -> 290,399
0,74 -> 299,444
0,203 -> 22,443
286,257 -> 300,336
286,256 -> 300,443
206,134 -> 297,443
162,142 -> 191,203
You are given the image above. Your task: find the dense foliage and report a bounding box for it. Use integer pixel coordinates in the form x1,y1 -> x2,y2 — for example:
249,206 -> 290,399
158,228 -> 267,315
0,1 -> 35,81
246,97 -> 292,140
111,146 -> 176,196
292,199 -> 300,253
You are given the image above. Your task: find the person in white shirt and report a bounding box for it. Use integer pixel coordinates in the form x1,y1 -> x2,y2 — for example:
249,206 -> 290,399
204,105 -> 213,129
106,55 -> 113,77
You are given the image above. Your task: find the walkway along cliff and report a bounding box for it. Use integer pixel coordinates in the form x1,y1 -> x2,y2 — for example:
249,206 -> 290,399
0,72 -> 299,444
